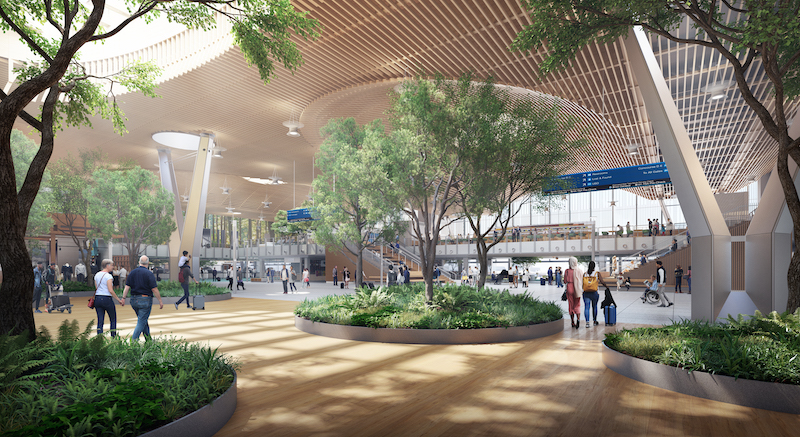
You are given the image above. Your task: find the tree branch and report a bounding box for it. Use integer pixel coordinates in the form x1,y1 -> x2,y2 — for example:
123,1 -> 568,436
44,0 -> 65,34
0,6 -> 54,63
0,89 -> 43,131
90,1 -> 159,41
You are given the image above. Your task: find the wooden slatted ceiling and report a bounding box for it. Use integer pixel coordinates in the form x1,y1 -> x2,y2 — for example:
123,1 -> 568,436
6,0 -> 796,218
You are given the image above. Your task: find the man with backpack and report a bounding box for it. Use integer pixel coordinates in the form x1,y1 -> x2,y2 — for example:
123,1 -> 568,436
387,265 -> 397,286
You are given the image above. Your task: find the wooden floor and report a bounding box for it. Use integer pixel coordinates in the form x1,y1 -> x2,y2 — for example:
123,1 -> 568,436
35,298 -> 800,437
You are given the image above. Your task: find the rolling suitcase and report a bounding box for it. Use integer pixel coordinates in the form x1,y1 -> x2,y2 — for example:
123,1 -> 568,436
604,304 -> 616,326
192,284 -> 205,310
340,282 -> 345,289
540,277 -> 546,285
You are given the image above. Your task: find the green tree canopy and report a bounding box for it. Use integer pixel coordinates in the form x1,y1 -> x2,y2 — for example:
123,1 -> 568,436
85,166 -> 177,271
511,0 -> 800,312
271,209 -> 315,242
312,118 -> 405,287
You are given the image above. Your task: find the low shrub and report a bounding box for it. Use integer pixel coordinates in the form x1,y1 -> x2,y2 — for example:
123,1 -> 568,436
61,280 -> 228,297
295,283 -> 562,329
604,309 -> 800,385
0,320 -> 238,436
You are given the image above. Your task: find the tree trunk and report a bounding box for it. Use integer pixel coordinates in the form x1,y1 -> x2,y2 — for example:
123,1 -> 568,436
356,249 -> 363,289
476,240 -> 489,289
776,148 -> 800,313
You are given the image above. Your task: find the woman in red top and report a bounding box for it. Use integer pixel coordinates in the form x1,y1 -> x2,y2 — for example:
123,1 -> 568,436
565,256 -> 584,329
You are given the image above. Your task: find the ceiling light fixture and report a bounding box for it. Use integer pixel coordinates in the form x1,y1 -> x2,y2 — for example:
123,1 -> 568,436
626,142 -> 641,156
283,120 -> 304,137
220,176 -> 231,195
701,80 -> 735,101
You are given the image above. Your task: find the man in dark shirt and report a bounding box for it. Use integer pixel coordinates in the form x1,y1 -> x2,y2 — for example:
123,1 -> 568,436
121,255 -> 163,340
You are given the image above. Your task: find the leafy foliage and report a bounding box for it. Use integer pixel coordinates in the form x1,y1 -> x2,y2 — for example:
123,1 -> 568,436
85,166 -> 177,271
313,117 -> 406,286
0,320 -> 238,436
295,283 -> 563,329
605,309 -> 800,384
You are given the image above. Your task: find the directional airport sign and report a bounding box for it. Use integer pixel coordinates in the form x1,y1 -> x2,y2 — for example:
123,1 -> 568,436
546,163 -> 670,194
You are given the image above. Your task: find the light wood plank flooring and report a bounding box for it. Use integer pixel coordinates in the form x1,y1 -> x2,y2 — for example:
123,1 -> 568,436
34,297 -> 800,437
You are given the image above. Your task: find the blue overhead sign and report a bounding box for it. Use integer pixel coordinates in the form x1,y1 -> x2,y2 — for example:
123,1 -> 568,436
546,163 -> 670,194
287,208 -> 318,222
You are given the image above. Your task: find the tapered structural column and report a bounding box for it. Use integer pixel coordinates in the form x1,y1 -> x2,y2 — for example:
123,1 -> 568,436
625,27 -> 731,321
157,148 -> 185,279
745,120 -> 800,313
180,134 -> 215,276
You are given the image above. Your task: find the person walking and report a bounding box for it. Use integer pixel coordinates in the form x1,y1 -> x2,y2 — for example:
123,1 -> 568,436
236,266 -> 245,290
175,261 -> 199,309
333,265 -> 338,287
302,267 -> 310,288
655,261 -> 673,307
565,257 -> 584,329
388,265 -> 398,286
547,267 -> 553,285
674,264 -> 684,293
404,266 -> 411,284
281,265 -> 289,294
93,259 -> 123,336
44,262 -> 57,310
343,266 -> 350,289
582,261 -> 607,328
226,269 -> 233,290
289,266 -> 298,292
32,261 -> 45,313
120,256 -> 164,341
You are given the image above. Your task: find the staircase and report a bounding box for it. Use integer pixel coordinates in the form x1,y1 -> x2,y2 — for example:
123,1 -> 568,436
361,243 -> 455,283
619,245 -> 691,287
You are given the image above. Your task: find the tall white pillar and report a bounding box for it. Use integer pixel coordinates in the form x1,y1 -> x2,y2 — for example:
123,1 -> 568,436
624,27 -> 731,321
179,134 -> 215,276
745,119 -> 800,313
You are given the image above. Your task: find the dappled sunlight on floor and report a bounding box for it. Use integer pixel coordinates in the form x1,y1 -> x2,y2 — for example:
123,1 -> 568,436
33,296 -> 800,437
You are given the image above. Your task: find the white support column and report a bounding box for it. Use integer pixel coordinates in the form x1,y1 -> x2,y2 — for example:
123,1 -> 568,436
179,134 -> 215,277
157,148 -> 184,279
624,27 -> 731,321
745,119 -> 800,314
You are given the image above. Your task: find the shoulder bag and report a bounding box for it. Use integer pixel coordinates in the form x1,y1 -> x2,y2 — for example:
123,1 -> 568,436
88,273 -> 107,309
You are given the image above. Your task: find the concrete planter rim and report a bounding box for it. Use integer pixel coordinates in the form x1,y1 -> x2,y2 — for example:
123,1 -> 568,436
295,315 -> 563,344
602,341 -> 800,414
139,369 -> 237,437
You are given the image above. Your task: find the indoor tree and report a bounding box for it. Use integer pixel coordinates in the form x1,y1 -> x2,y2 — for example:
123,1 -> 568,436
457,92 -> 580,289
85,166 -> 177,273
312,118 -> 405,288
510,0 -> 800,311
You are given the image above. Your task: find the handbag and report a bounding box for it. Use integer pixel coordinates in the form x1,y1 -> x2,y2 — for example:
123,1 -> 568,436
88,272 -> 106,309
583,275 -> 598,292
561,291 -> 568,301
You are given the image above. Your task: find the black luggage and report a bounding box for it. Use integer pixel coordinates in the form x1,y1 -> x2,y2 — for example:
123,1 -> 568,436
192,284 -> 205,310
367,282 -> 375,289
340,282 -> 345,289
540,277 -> 546,285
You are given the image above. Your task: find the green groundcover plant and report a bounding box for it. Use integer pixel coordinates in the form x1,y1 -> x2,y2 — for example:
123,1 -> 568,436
604,310 -> 800,385
60,280 -> 227,297
294,283 -> 563,329
0,320 -> 238,436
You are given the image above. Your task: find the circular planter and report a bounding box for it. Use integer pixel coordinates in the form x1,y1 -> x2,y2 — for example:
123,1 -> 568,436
602,342 -> 800,414
140,372 -> 237,437
295,316 -> 563,344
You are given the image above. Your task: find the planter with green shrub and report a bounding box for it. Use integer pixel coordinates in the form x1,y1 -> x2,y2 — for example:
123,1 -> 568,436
0,320 -> 239,436
294,284 -> 563,344
60,280 -> 229,298
603,310 -> 800,413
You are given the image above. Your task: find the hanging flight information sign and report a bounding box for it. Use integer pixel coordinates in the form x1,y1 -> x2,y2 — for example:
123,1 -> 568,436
287,208 -> 318,222
545,163 -> 670,194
